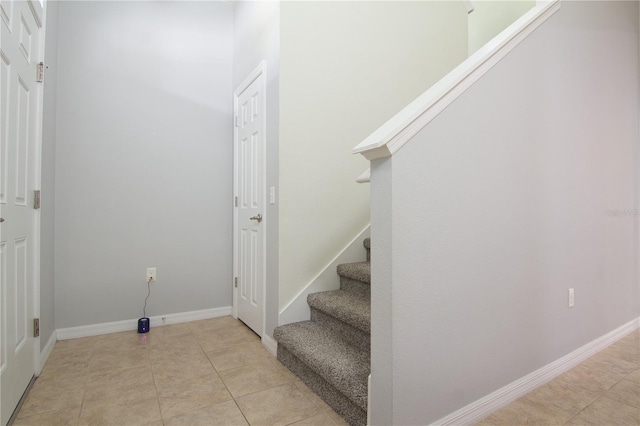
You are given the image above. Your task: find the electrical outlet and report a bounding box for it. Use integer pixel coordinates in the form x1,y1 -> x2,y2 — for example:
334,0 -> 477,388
568,288 -> 574,308
146,267 -> 157,282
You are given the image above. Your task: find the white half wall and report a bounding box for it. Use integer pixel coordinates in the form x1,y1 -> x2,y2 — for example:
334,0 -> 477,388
278,0 -> 469,311
370,1 -> 639,423
54,1 -> 234,328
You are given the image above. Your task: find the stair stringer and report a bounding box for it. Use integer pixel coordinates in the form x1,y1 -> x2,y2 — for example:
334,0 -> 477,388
279,225 -> 370,326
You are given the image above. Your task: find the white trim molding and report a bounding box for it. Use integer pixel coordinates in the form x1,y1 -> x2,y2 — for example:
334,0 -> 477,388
37,330 -> 57,375
433,317 -> 640,426
56,306 -> 232,340
356,169 -> 371,184
262,333 -> 278,357
352,0 -> 561,161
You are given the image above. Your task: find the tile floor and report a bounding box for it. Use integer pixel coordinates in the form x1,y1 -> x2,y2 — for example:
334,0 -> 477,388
13,316 -> 348,426
476,328 -> 640,425
12,318 -> 640,426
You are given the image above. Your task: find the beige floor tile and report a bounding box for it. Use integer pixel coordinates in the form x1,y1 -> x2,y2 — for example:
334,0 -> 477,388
151,321 -> 194,335
164,400 -> 249,426
472,413 -> 500,426
581,350 -> 639,375
38,362 -> 89,386
219,362 -> 292,398
292,379 -> 333,413
14,405 -> 81,426
565,396 -> 640,426
206,341 -> 272,372
262,357 -> 299,381
45,346 -> 93,368
88,347 -> 150,374
147,337 -> 200,353
17,378 -> 85,418
148,341 -> 205,361
527,377 -> 601,415
604,379 -> 640,408
151,352 -> 216,381
627,368 -> 640,384
196,328 -> 257,353
235,383 -> 319,426
602,340 -> 640,365
142,421 -> 164,426
33,363 -> 89,392
189,316 -> 247,332
477,395 -> 573,425
556,364 -> 628,393
155,372 -> 233,419
54,335 -> 102,352
84,366 -> 155,402
91,331 -> 153,354
289,411 -> 337,425
79,395 -> 162,426
323,409 -> 349,426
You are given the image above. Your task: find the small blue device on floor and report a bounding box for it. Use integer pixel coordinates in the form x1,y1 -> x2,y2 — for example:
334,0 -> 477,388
138,317 -> 149,333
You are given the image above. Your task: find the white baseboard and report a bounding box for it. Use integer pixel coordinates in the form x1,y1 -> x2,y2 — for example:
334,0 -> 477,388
37,330 -> 57,375
56,306 -> 232,340
433,316 -> 640,426
262,333 -> 278,356
279,225 -> 370,326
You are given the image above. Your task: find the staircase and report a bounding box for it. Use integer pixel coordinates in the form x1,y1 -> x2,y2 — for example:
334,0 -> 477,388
274,238 -> 371,426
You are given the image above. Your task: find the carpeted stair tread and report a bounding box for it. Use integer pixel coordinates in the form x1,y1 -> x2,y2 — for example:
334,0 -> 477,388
337,262 -> 370,284
273,321 -> 370,410
308,290 -> 370,333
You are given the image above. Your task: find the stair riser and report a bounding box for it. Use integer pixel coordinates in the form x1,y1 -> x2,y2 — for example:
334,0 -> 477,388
277,345 -> 367,426
310,308 -> 370,354
340,277 -> 370,295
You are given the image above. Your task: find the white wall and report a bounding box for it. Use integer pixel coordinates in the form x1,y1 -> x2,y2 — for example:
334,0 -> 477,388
233,1 -> 280,336
40,0 -> 59,347
370,1 -> 639,423
468,0 -> 535,54
278,1 -> 468,310
54,1 -> 234,328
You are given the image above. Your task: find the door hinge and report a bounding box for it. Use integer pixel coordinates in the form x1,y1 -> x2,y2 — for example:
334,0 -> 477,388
33,190 -> 41,209
235,196 -> 238,207
234,277 -> 238,288
37,62 -> 48,83
33,318 -> 40,337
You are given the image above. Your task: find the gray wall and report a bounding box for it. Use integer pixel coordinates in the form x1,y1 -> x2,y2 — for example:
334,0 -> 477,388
40,0 -> 59,346
370,1 -> 639,423
233,1 -> 280,337
54,1 -> 234,328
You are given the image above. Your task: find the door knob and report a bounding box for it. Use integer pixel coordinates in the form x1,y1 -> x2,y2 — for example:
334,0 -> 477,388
249,214 -> 262,223
0,218 -> 4,223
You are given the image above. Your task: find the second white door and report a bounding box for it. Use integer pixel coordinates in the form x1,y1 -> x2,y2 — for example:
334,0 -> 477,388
0,0 -> 44,423
234,68 -> 265,336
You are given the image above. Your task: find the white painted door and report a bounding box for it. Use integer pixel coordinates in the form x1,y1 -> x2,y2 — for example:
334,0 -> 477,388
0,0 -> 44,424
234,68 -> 265,336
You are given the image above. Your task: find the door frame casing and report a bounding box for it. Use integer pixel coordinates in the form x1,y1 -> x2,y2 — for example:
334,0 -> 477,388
232,61 -> 267,337
31,0 -> 45,376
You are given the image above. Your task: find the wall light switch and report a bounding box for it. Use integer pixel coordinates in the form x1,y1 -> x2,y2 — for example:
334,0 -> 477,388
568,288 -> 574,308
269,187 -> 276,205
